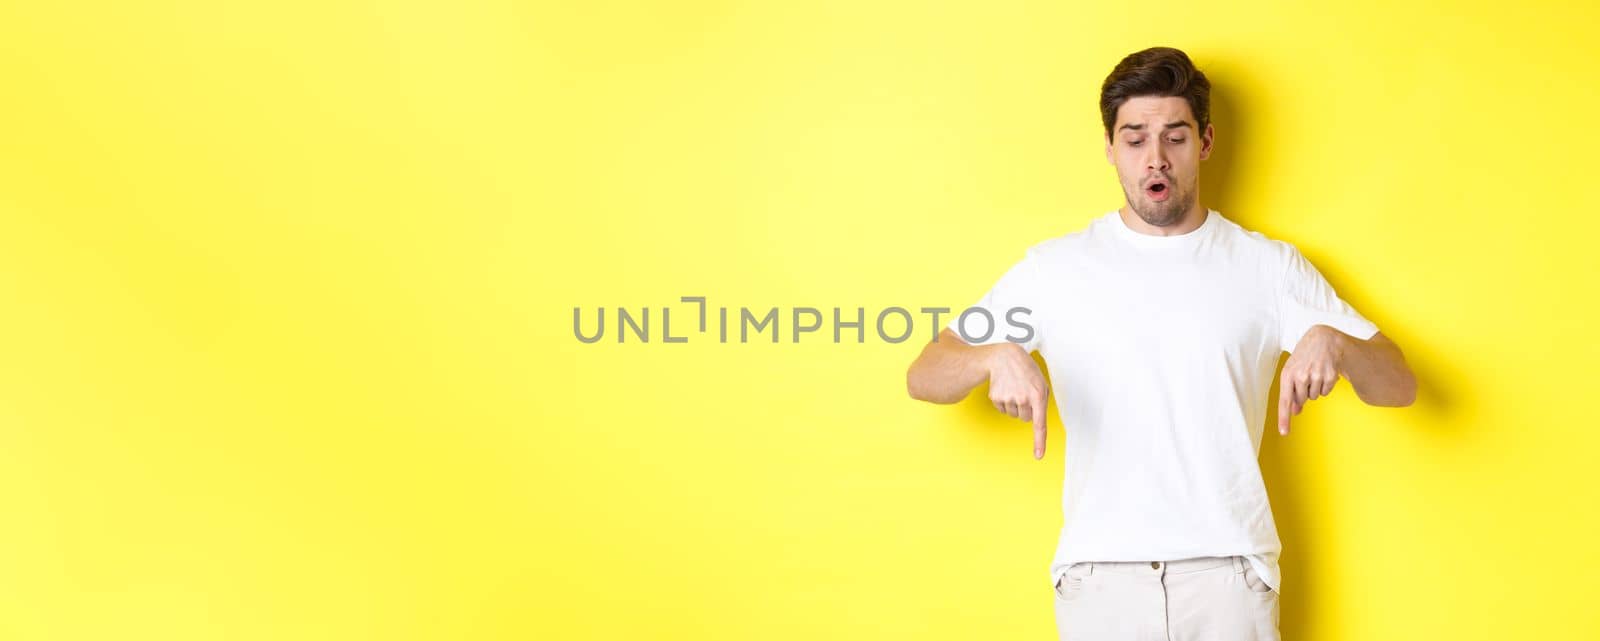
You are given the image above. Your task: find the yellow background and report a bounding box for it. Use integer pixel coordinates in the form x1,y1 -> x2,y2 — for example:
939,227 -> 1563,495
2,1 -> 1596,639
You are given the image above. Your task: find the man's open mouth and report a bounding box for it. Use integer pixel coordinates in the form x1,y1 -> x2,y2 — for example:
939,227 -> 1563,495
1145,180 -> 1171,201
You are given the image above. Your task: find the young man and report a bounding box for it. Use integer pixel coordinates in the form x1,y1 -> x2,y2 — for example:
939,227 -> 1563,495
905,47 -> 1416,640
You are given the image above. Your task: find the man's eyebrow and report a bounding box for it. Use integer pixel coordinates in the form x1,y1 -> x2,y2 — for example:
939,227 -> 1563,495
1117,121 -> 1194,133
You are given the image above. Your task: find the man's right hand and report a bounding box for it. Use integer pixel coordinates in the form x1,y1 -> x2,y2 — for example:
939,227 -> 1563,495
906,328 -> 1052,460
984,343 -> 1051,459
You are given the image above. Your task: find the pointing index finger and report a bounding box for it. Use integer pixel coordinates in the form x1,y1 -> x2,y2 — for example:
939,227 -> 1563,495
1032,394 -> 1047,459
1277,385 -> 1292,436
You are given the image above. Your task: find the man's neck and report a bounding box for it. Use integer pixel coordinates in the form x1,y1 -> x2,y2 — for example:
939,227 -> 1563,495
1118,203 -> 1207,237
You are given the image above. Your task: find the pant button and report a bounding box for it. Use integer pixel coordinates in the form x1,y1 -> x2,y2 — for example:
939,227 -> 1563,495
1151,562 -> 1161,569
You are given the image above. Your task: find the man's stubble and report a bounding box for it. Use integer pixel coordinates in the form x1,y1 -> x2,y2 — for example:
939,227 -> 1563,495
1124,177 -> 1195,228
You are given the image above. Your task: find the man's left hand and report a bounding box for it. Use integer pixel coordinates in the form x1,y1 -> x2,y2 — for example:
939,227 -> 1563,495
1278,324 -> 1346,435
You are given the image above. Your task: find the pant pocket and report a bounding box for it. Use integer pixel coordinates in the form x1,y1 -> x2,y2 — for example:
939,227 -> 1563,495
1240,561 -> 1276,595
1053,564 -> 1089,602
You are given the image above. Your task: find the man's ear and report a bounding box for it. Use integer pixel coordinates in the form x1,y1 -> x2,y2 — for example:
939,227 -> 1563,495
1199,122 -> 1215,161
1104,133 -> 1114,164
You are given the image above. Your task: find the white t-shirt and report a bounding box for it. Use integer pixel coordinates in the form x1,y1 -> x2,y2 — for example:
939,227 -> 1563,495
947,208 -> 1377,594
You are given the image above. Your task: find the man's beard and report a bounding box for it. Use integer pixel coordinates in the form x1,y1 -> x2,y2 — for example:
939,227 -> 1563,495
1126,180 -> 1193,227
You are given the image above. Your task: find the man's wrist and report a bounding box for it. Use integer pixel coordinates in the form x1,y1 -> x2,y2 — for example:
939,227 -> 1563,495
1325,325 -> 1353,374
977,343 -> 1001,376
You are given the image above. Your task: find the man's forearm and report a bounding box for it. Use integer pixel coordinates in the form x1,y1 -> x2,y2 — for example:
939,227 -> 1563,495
907,329 -> 995,404
1335,330 -> 1417,407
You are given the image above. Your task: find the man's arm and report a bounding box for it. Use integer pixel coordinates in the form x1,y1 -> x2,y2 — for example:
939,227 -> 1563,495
907,328 -> 1052,459
1335,331 -> 1417,406
1278,326 -> 1417,434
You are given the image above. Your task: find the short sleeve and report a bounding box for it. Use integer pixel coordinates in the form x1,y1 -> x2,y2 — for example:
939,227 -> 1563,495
1277,244 -> 1378,352
945,247 -> 1045,352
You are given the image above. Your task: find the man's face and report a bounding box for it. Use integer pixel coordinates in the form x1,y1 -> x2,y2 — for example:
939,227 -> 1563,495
1105,96 -> 1214,227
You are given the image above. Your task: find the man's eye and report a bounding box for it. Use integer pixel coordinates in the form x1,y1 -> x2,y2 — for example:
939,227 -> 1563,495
1127,140 -> 1143,146
1168,138 -> 1186,144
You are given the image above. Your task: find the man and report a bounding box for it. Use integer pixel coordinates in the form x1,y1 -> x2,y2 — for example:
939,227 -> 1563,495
905,47 -> 1416,640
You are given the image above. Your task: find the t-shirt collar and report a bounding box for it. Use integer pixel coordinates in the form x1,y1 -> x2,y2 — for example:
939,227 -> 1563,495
1111,207 -> 1218,248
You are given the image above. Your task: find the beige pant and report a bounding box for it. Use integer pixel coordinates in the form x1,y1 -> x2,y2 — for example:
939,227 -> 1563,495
1052,555 -> 1279,640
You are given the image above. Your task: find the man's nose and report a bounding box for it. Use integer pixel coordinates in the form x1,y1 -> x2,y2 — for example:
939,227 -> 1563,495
1146,148 -> 1170,173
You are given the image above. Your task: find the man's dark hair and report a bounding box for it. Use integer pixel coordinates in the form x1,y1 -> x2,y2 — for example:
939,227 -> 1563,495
1099,47 -> 1211,139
